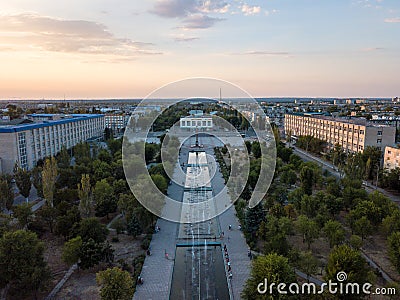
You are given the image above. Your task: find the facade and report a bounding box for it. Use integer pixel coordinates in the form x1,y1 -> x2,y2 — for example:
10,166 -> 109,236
284,113 -> 396,153
180,116 -> 213,130
384,146 -> 400,170
105,114 -> 129,132
0,114 -> 105,174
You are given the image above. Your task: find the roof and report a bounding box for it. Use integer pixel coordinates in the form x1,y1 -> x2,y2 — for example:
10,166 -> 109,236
0,114 -> 104,133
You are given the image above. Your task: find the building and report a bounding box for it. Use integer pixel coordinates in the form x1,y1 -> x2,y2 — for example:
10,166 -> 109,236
180,115 -> 213,130
284,112 -> 396,153
384,146 -> 400,170
105,114 -> 129,133
0,114 -> 105,174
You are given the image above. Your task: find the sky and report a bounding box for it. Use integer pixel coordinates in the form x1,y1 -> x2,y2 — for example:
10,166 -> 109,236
0,0 -> 399,99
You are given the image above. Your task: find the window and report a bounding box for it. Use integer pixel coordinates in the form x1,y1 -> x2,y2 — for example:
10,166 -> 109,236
377,139 -> 382,144
377,131 -> 382,136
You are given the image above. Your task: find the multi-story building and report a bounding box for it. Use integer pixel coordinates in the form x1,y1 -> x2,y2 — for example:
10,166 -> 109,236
105,114 -> 129,133
384,146 -> 400,170
284,112 -> 396,153
0,114 -> 105,174
180,115 -> 213,130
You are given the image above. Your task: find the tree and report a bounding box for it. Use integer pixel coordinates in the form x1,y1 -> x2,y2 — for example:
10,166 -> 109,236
57,146 -> 71,169
298,251 -> 319,283
151,174 -> 168,195
299,166 -> 314,195
13,202 -> 33,228
42,157 -> 58,207
94,179 -> 117,219
78,238 -> 105,269
388,231 -> 400,273
251,141 -> 261,159
96,267 -> 134,300
0,176 -> 14,212
296,215 -> 319,250
55,206 -> 81,240
242,253 -> 296,300
37,205 -> 58,233
127,215 -> 142,238
79,217 -> 109,243
244,204 -> 265,241
325,245 -> 373,290
323,220 -> 345,248
0,230 -> 51,297
14,165 -> 31,202
354,216 -> 373,240
62,236 -> 83,265
31,166 -> 44,198
349,235 -> 363,250
78,174 -> 92,218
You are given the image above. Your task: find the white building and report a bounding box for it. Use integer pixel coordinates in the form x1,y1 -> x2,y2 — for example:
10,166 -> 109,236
0,114 -> 105,174
384,146 -> 400,170
105,114 -> 129,132
180,116 -> 213,130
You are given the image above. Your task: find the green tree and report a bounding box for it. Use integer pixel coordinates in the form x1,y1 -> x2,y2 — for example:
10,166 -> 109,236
42,157 -> 58,207
298,251 -> 319,283
0,176 -> 14,212
94,179 -> 117,219
151,174 -> 168,195
55,206 -> 81,240
0,230 -> 51,297
14,165 -> 31,202
325,244 -> 374,294
242,253 -> 296,300
354,216 -> 373,240
13,202 -> 33,228
244,204 -> 265,241
323,220 -> 345,248
62,236 -> 83,266
78,238 -> 105,269
31,166 -> 44,198
79,217 -> 109,243
251,141 -> 261,159
78,174 -> 92,218
37,205 -> 58,233
299,166 -> 314,195
349,235 -> 363,250
296,215 -> 319,250
96,267 -> 134,300
388,231 -> 400,273
127,215 -> 142,238
57,146 -> 71,169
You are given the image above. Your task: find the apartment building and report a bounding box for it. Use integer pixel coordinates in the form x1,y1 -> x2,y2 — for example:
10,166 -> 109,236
284,112 -> 396,153
0,114 -> 105,174
384,146 -> 400,170
180,115 -> 213,130
105,114 -> 129,132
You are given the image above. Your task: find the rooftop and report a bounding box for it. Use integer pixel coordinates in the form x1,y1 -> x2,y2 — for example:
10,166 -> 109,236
0,114 -> 104,133
286,112 -> 394,128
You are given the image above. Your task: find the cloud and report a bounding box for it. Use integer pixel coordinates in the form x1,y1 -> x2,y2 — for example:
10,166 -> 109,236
173,35 -> 200,42
384,17 -> 400,23
240,4 -> 261,16
361,47 -> 385,51
231,50 -> 292,57
150,0 -> 228,29
0,13 -> 162,58
150,0 -> 230,17
181,14 -> 224,29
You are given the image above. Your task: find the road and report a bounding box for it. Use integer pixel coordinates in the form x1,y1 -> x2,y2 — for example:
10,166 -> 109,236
292,146 -> 400,204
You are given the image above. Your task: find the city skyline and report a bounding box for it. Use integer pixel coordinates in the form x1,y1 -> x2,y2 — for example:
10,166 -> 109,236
0,0 -> 399,99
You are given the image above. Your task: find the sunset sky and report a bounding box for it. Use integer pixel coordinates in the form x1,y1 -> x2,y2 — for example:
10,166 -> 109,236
0,0 -> 399,99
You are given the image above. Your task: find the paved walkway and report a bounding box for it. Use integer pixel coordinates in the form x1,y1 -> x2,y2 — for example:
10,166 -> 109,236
133,135 -> 252,299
